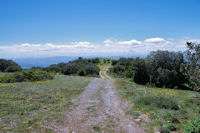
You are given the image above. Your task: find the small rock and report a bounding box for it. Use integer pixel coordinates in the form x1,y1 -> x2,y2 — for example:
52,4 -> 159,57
134,119 -> 141,122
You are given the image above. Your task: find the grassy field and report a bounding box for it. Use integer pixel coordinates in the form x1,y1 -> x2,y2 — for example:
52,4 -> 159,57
0,72 -> 12,76
114,78 -> 200,132
0,75 -> 91,132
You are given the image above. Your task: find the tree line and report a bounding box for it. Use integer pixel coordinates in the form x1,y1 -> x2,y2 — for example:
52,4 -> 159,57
44,57 -> 100,76
109,42 -> 200,91
0,70 -> 54,83
0,42 -> 199,90
0,59 -> 22,72
0,57 -> 100,83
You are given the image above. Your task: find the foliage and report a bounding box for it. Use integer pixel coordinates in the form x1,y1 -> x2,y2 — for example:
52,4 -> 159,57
133,58 -> 149,84
87,57 -> 100,64
146,50 -> 186,88
111,60 -> 118,65
110,58 -> 149,84
0,75 -> 91,132
110,43 -> 200,91
0,70 -> 54,83
183,116 -> 200,133
159,126 -> 170,133
135,95 -> 180,110
0,59 -> 22,72
77,68 -> 86,76
110,51 -> 186,89
45,57 -> 100,77
114,78 -> 200,132
181,42 -> 200,91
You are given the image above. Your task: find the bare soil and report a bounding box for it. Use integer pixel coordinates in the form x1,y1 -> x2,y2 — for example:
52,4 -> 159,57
55,66 -> 144,133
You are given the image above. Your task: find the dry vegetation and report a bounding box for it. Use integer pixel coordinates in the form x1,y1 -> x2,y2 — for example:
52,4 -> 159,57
0,75 -> 91,132
114,78 -> 200,132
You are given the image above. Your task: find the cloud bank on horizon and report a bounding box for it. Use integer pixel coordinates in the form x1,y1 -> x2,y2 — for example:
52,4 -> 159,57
0,37 -> 199,58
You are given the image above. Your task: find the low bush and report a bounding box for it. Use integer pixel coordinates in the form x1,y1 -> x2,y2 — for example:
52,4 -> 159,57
163,112 -> 180,131
168,123 -> 178,131
115,79 -> 200,132
159,126 -> 170,133
135,95 -> 180,110
110,50 -> 189,90
0,70 -> 54,83
0,59 -> 22,72
183,116 -> 200,133
45,57 -> 100,77
164,112 -> 180,124
77,68 -> 86,76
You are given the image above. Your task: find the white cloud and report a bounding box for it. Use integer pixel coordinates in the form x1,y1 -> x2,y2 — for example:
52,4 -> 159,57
103,39 -> 114,44
187,39 -> 200,43
103,39 -> 141,45
144,38 -> 166,43
118,39 -> 142,45
72,41 -> 91,45
0,38 -> 197,58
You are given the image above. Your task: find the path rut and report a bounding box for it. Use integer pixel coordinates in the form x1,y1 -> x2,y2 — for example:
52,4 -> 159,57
55,66 -> 144,133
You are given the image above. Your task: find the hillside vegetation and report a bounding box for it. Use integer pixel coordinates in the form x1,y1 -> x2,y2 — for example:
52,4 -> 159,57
109,42 -> 200,132
0,42 -> 199,132
0,75 -> 91,132
0,70 -> 54,83
0,59 -> 22,72
115,78 -> 200,132
109,42 -> 200,92
110,51 -> 186,89
0,57 -> 100,83
45,57 -> 100,77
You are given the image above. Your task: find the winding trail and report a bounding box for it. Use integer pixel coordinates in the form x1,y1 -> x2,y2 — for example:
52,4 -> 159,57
56,65 -> 144,133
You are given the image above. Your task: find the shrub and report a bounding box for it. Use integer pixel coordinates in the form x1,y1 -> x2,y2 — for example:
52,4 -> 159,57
159,126 -> 170,133
110,50 -> 188,89
46,57 -> 100,77
146,50 -> 186,88
110,58 -> 149,84
164,112 -> 180,124
0,70 -> 54,83
132,58 -> 149,84
182,42 -> 200,91
136,95 -> 180,110
168,123 -> 178,131
77,68 -> 86,76
0,59 -> 22,72
111,60 -> 118,65
183,116 -> 200,133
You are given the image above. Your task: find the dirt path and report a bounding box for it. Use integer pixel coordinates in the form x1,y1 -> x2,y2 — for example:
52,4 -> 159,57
56,65 -> 144,133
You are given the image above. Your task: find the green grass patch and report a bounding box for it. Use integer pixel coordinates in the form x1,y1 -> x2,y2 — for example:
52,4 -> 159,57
114,78 -> 200,132
0,70 -> 54,83
0,72 -> 12,76
0,75 -> 91,132
97,64 -> 104,71
183,115 -> 200,133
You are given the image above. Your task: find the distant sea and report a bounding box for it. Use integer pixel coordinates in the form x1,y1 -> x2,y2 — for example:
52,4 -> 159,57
11,55 -> 146,68
12,56 -> 78,69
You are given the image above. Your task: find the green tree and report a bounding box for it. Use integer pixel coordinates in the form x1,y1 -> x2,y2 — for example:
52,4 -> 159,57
181,42 -> 200,91
78,68 -> 86,76
133,58 -> 149,84
0,59 -> 22,72
146,50 -> 186,88
45,58 -> 100,77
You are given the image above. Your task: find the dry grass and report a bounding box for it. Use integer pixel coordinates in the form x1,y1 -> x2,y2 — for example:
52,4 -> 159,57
0,75 -> 91,132
115,78 -> 200,132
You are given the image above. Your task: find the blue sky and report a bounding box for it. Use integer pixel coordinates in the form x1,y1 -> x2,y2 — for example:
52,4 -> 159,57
0,0 -> 200,58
